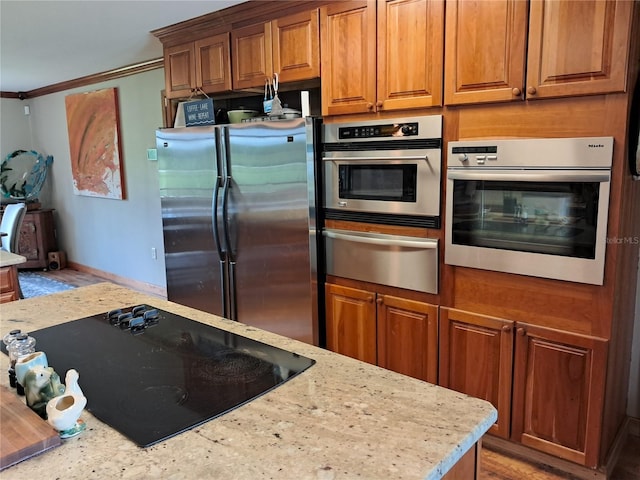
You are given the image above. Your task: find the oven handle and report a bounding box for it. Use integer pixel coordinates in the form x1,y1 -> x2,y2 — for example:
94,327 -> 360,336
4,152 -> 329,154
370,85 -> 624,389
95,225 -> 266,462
447,170 -> 610,182
323,229 -> 438,249
324,155 -> 430,162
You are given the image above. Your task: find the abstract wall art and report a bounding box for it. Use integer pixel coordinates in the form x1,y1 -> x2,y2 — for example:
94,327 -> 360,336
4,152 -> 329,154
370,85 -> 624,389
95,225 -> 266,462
65,87 -> 125,199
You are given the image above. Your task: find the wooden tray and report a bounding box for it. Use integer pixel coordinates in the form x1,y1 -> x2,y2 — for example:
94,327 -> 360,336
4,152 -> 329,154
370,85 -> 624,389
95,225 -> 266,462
0,385 -> 61,470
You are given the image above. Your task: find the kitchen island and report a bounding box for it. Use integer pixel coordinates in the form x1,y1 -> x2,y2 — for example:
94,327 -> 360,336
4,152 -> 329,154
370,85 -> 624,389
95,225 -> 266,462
0,250 -> 26,303
0,283 -> 496,479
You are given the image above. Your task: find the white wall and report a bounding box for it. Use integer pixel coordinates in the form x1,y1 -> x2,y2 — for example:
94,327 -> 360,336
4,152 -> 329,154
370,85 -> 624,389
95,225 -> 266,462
0,99 -> 33,160
1,69 -> 167,289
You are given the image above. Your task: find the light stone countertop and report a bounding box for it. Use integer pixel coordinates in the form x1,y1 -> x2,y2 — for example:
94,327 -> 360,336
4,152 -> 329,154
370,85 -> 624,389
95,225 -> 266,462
0,283 -> 497,480
0,250 -> 26,267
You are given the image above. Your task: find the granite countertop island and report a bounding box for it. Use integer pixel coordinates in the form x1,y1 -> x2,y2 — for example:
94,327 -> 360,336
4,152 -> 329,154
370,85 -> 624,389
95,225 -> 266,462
0,283 -> 496,479
0,250 -> 26,267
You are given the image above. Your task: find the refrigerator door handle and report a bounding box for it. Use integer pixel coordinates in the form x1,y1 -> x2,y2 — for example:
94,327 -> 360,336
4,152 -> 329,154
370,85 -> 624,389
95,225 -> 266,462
221,127 -> 235,263
212,128 -> 229,318
221,127 -> 237,321
228,260 -> 238,322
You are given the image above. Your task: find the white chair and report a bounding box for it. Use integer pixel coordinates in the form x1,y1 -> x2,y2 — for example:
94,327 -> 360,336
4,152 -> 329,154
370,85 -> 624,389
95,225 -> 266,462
1,202 -> 27,253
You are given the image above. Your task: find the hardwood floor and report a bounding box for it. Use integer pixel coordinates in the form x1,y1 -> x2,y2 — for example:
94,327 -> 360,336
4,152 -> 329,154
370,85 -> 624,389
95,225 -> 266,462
37,268 -> 110,288
30,268 -> 640,480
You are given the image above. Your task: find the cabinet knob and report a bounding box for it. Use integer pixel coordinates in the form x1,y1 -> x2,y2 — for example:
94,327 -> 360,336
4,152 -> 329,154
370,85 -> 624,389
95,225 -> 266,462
517,327 -> 526,336
502,324 -> 512,332
376,297 -> 383,305
367,103 -> 374,110
512,87 -> 521,96
367,296 -> 375,303
376,100 -> 383,108
526,86 -> 537,96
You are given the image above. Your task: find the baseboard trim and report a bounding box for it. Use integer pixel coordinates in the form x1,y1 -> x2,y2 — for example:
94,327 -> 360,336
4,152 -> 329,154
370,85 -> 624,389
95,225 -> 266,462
628,416 -> 640,437
601,416 -> 640,478
483,435 -> 605,480
67,261 -> 167,299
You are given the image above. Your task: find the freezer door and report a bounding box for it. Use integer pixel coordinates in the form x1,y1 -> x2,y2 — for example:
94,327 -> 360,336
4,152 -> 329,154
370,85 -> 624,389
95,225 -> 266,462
157,127 -> 226,316
224,119 -> 316,343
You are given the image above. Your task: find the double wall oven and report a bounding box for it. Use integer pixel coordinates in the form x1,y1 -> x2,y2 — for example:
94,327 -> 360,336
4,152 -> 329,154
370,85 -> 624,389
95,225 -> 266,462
322,116 -> 443,294
445,137 -> 613,285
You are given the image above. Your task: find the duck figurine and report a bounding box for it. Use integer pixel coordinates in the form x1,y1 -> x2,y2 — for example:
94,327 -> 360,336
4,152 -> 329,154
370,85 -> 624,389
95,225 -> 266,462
46,369 -> 87,438
23,365 -> 65,418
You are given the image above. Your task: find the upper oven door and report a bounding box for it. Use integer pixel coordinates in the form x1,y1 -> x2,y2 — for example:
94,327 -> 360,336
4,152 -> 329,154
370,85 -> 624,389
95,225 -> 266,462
445,169 -> 611,285
324,152 -> 440,218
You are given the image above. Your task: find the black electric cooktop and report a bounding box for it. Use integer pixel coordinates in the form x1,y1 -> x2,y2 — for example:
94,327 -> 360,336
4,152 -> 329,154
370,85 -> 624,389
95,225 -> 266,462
10,305 -> 315,447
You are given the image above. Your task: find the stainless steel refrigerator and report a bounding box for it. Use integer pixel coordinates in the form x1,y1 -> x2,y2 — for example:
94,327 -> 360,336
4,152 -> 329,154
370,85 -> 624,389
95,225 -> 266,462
156,117 -> 322,345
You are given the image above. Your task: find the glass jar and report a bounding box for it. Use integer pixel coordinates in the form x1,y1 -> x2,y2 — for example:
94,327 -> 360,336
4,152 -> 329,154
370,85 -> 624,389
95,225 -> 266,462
2,329 -> 22,347
7,333 -> 36,390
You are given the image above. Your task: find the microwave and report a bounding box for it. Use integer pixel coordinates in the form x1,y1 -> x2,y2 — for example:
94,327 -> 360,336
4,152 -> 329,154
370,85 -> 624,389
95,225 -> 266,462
322,115 -> 442,228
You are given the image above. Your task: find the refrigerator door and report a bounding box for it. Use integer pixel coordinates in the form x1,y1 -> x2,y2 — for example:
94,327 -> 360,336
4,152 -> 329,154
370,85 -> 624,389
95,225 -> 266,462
157,126 -> 226,316
223,118 -> 317,344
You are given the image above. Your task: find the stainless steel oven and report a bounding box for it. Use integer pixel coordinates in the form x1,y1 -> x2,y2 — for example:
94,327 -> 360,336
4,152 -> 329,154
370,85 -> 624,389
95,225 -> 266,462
322,115 -> 442,228
445,137 -> 613,285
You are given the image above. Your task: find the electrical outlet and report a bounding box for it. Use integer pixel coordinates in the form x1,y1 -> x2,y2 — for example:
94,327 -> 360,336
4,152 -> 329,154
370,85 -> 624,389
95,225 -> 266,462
151,247 -> 157,260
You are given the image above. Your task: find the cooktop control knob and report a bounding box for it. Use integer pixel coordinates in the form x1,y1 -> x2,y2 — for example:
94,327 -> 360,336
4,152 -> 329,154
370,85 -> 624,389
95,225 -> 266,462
458,154 -> 468,162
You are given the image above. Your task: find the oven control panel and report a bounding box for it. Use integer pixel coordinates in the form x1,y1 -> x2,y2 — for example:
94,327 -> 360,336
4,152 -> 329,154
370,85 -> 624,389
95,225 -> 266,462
338,122 -> 418,139
451,145 -> 498,164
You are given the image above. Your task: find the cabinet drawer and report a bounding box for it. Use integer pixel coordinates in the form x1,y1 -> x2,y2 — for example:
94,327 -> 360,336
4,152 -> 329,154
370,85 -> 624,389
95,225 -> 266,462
324,229 -> 438,294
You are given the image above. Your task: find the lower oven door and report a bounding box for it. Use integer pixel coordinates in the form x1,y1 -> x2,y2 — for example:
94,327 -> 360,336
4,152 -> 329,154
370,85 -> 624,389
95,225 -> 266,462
324,228 -> 438,294
445,169 -> 611,285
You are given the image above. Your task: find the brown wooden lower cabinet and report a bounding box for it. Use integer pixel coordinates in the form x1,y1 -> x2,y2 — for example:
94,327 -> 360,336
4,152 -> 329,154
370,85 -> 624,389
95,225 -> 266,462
325,283 -> 377,364
0,265 -> 21,303
325,282 -> 438,383
442,441 -> 480,480
439,307 -> 608,467
511,323 -> 607,468
439,308 -> 514,439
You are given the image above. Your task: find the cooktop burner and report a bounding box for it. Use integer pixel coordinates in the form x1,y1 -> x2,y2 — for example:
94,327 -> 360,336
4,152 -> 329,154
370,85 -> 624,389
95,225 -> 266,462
15,305 -> 315,447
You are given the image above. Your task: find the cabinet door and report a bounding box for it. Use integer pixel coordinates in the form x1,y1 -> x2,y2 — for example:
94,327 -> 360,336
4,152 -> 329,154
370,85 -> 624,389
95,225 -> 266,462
320,1 -> 377,116
325,283 -> 377,364
164,42 -> 196,99
272,9 -> 320,83
526,0 -> 633,100
18,214 -> 41,264
444,0 -> 527,105
377,0 -> 444,111
439,308 -> 514,438
232,22 -> 273,89
0,266 -> 19,303
195,33 -> 232,94
512,323 -> 607,467
377,295 -> 438,383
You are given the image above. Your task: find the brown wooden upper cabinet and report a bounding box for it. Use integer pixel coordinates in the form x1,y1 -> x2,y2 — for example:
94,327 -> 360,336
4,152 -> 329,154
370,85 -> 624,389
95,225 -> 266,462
164,33 -> 232,99
444,0 -> 633,105
320,0 -> 444,116
231,9 -> 320,90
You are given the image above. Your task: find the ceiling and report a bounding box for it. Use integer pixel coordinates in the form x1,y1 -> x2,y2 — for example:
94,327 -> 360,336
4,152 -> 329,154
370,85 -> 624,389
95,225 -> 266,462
0,0 -> 247,93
